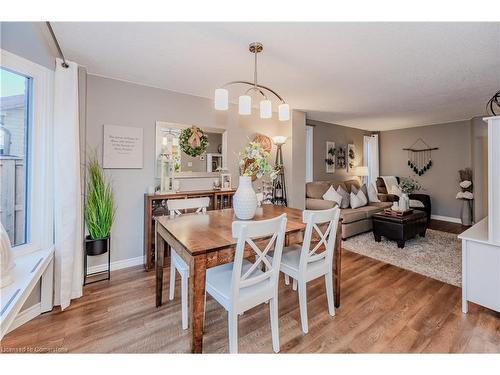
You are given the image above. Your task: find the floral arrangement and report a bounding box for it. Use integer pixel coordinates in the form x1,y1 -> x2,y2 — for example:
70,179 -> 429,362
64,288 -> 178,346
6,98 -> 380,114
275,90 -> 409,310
179,126 -> 209,157
456,168 -> 473,200
238,141 -> 277,179
399,177 -> 422,194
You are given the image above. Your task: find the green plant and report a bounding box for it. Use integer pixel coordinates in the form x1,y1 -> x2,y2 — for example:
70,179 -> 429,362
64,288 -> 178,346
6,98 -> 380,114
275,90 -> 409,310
179,127 -> 209,157
399,177 -> 422,195
85,154 -> 115,240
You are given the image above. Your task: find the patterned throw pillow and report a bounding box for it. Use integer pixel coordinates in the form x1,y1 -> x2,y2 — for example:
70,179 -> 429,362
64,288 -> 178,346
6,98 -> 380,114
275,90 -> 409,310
322,186 -> 343,207
336,186 -> 350,209
350,189 -> 368,209
367,183 -> 381,203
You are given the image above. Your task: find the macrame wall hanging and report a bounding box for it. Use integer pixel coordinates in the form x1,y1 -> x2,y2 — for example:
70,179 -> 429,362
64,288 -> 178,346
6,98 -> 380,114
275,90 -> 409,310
403,138 -> 439,176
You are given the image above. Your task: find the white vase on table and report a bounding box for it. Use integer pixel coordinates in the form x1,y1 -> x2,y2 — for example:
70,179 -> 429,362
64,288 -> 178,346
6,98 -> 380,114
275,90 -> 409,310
400,193 -> 410,210
233,176 -> 257,220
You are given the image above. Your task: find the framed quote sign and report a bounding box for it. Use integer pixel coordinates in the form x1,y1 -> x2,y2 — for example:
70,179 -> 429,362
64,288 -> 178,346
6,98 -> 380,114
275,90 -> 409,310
103,125 -> 144,169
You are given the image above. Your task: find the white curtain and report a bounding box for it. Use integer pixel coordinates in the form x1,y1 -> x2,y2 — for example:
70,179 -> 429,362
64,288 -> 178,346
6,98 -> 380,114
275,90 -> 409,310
363,134 -> 380,186
53,58 -> 83,309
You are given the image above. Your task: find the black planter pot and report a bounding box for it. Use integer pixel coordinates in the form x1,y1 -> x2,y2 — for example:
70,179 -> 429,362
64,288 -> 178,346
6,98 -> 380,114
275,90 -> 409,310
85,236 -> 109,256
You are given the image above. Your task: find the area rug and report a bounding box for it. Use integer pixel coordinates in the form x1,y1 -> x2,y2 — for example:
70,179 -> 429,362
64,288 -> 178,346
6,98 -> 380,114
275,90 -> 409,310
342,229 -> 461,287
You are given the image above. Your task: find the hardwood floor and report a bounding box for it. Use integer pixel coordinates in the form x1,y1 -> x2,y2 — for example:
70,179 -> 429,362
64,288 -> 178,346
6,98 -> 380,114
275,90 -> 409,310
428,219 -> 471,234
1,221 -> 499,353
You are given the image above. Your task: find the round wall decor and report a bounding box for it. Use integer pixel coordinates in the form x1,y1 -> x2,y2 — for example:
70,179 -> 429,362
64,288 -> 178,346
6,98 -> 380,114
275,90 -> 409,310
179,126 -> 209,157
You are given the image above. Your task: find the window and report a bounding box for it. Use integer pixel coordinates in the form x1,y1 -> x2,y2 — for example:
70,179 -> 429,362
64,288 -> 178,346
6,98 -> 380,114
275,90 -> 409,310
1,49 -> 54,255
0,67 -> 31,246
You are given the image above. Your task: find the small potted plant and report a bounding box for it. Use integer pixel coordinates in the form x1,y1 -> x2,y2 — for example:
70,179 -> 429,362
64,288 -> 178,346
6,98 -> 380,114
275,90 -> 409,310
398,177 -> 422,210
85,153 -> 115,255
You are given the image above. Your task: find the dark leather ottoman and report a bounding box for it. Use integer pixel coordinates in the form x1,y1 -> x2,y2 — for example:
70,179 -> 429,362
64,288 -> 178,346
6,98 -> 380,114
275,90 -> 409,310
372,210 -> 427,248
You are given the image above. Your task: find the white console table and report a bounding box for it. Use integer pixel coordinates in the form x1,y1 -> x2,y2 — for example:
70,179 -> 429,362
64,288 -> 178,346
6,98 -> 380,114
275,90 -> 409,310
458,115 -> 500,314
459,218 -> 500,313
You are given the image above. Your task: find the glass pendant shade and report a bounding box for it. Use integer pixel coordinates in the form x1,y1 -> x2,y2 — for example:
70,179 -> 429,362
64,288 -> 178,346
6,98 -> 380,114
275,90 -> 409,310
214,88 -> 229,110
272,135 -> 287,145
278,103 -> 290,121
239,95 -> 252,115
260,100 -> 272,119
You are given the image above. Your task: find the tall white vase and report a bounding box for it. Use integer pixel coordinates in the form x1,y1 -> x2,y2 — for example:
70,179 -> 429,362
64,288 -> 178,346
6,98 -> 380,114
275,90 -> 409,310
233,176 -> 257,220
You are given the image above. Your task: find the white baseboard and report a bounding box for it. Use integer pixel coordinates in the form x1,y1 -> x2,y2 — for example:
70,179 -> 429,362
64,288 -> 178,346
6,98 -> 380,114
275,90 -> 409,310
7,302 -> 41,334
87,255 -> 143,274
431,214 -> 462,224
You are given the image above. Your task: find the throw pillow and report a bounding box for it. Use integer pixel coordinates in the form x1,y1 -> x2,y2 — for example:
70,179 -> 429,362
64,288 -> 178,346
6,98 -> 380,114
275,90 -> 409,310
336,186 -> 350,209
322,185 -> 343,207
360,184 -> 369,198
367,183 -> 381,203
350,189 -> 368,209
410,199 -> 425,208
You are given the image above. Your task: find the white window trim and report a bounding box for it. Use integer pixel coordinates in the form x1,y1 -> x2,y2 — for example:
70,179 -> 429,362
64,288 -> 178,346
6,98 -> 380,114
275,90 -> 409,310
305,125 -> 314,183
1,49 -> 54,257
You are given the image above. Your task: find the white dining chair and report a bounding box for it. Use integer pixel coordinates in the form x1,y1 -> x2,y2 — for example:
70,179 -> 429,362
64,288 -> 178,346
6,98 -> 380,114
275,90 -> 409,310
205,213 -> 287,353
274,207 -> 340,334
166,197 -> 210,330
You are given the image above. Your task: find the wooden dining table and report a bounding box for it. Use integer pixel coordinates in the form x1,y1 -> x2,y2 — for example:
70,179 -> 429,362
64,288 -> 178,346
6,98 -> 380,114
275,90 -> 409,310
154,204 -> 343,353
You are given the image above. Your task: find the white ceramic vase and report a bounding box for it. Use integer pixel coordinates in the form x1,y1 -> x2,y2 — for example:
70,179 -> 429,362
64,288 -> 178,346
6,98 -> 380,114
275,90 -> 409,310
233,176 -> 257,220
400,193 -> 410,210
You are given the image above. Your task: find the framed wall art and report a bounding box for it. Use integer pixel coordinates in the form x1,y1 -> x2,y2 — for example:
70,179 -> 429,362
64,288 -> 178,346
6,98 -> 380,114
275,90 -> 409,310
325,141 -> 335,173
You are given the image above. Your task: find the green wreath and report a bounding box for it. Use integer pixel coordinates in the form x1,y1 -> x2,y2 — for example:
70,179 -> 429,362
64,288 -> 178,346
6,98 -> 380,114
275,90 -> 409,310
179,127 -> 209,157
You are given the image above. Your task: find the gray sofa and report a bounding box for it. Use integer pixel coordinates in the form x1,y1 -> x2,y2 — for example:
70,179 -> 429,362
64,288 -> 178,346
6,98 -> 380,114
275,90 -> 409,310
305,179 -> 392,240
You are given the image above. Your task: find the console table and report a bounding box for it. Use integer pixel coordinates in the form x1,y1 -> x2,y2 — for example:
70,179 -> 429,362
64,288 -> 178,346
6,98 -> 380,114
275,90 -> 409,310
143,189 -> 236,270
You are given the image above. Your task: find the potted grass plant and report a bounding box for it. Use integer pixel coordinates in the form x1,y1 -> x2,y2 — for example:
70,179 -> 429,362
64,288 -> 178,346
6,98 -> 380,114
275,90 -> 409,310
85,153 -> 115,256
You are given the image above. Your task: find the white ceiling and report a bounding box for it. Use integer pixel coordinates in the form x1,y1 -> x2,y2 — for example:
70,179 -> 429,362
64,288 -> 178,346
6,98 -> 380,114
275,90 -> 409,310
52,22 -> 500,131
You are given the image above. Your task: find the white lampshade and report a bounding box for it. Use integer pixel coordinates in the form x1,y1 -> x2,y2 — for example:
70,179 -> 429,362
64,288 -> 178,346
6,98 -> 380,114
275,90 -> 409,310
239,95 -> 251,115
272,136 -> 287,145
354,166 -> 369,177
260,100 -> 272,119
278,103 -> 290,121
214,88 -> 229,110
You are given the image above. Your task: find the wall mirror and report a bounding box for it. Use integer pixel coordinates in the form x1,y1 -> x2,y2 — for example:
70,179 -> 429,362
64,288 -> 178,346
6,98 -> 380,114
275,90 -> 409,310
155,121 -> 227,179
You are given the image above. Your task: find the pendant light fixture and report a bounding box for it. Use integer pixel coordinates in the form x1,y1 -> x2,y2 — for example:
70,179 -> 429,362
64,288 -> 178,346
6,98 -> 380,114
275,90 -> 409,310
214,42 -> 290,121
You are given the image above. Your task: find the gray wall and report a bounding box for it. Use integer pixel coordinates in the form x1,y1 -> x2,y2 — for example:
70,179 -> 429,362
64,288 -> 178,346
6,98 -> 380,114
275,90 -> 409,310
309,119 -> 369,182
1,22 -> 56,70
379,120 -> 472,219
84,74 -> 305,266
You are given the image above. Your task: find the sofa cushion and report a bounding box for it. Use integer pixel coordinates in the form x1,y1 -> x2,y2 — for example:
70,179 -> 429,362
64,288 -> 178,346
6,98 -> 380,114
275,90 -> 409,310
368,202 -> 393,209
343,179 -> 361,193
330,181 -> 347,192
340,208 -> 367,224
306,181 -> 331,199
306,198 -> 336,210
355,204 -> 387,218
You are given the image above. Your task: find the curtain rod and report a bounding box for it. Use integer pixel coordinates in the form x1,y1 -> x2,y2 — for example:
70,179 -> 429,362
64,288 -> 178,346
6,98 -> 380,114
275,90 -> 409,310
46,22 -> 69,68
